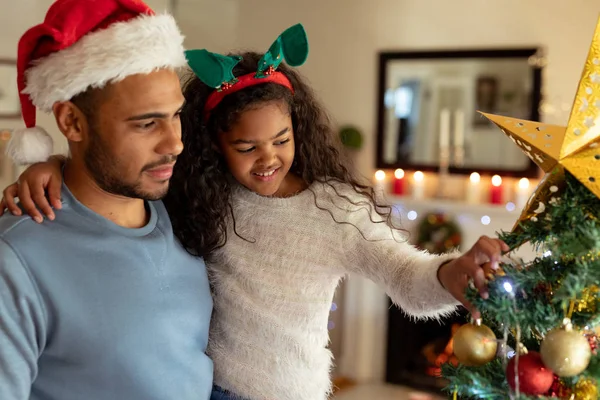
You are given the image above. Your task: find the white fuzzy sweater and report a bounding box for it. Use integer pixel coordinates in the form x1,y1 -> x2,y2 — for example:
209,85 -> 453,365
207,181 -> 461,400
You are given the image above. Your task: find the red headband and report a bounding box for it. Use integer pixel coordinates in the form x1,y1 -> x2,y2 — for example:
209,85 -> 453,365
203,70 -> 294,121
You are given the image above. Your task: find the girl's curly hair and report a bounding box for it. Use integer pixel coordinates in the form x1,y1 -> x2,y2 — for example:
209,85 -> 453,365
164,52 -> 395,258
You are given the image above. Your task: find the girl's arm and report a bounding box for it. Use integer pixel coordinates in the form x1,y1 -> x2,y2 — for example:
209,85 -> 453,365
0,155 -> 66,222
331,185 -> 506,319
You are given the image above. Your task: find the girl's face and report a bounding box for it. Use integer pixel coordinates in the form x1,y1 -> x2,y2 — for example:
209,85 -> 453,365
218,101 -> 297,197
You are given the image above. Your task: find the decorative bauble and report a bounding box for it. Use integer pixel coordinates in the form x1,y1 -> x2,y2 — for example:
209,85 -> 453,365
540,319 -> 592,377
453,321 -> 497,366
584,331 -> 598,355
506,351 -> 554,395
546,375 -> 571,398
572,377 -> 598,400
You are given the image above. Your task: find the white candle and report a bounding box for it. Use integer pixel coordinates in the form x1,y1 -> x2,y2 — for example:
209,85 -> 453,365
412,171 -> 425,200
439,109 -> 450,149
466,172 -> 481,204
374,170 -> 386,197
454,110 -> 465,150
515,178 -> 530,209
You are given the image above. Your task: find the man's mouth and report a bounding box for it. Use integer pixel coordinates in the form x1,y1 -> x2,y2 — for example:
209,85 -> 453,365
145,164 -> 175,180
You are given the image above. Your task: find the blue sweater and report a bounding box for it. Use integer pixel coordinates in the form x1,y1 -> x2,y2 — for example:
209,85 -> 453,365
0,184 -> 213,400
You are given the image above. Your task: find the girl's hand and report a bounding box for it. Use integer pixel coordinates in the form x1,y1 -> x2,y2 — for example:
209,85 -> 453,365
437,235 -> 509,318
0,155 -> 66,222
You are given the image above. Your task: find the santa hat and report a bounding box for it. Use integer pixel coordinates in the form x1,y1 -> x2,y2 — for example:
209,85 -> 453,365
7,0 -> 187,165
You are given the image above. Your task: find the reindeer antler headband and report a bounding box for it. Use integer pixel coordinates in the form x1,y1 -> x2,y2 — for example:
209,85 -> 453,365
185,23 -> 309,121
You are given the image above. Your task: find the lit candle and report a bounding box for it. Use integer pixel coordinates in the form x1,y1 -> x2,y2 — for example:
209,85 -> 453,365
515,178 -> 530,209
412,171 -> 425,200
439,109 -> 450,149
374,170 -> 386,196
466,172 -> 481,204
393,168 -> 405,195
490,175 -> 503,204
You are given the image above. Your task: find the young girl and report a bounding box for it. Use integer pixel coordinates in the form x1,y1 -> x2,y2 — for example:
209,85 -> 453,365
2,24 -> 506,400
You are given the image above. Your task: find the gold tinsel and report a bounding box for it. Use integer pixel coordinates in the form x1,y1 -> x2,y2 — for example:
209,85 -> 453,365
573,285 -> 599,313
571,378 -> 598,400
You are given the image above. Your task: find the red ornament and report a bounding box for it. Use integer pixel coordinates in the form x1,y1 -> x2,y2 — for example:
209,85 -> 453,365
506,352 -> 554,395
546,375 -> 571,397
586,333 -> 598,354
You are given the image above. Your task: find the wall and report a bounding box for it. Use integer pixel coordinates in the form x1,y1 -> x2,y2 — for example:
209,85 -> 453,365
234,0 -> 600,383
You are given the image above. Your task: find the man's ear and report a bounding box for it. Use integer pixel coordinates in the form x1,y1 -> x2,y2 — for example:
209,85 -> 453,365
52,102 -> 88,142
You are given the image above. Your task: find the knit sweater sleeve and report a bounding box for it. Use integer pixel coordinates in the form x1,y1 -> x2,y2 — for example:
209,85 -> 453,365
320,183 -> 461,319
0,239 -> 46,399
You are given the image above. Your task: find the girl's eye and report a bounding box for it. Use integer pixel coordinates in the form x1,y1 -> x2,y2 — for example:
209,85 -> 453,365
275,139 -> 290,146
237,147 -> 255,154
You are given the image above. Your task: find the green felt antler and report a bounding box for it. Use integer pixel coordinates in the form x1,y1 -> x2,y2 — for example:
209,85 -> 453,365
185,24 -> 309,88
256,23 -> 309,78
185,49 -> 242,89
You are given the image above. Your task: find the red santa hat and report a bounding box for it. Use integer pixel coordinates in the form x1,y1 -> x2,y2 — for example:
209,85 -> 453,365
7,0 -> 187,165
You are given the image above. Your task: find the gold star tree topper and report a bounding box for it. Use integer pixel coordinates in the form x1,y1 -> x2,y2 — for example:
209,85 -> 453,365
482,16 -> 600,231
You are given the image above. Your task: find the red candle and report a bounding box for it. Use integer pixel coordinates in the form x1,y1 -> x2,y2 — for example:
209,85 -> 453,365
393,169 -> 405,195
490,175 -> 503,204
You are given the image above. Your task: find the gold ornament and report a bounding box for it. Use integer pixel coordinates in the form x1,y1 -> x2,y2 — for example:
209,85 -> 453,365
540,318 -> 592,377
572,377 -> 598,400
480,16 -> 600,232
452,319 -> 498,366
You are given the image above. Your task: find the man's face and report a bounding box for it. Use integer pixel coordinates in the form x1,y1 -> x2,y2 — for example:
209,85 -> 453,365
82,69 -> 185,201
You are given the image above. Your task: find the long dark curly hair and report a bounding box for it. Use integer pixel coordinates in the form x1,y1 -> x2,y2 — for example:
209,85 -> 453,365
164,52 -> 395,259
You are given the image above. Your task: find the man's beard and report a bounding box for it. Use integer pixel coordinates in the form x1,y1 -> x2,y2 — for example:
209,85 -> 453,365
84,129 -> 175,201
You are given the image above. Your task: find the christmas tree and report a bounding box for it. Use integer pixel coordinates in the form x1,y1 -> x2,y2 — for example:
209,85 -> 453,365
441,17 -> 600,400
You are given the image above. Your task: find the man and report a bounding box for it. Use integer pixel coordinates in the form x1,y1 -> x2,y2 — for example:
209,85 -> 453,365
0,0 -> 213,399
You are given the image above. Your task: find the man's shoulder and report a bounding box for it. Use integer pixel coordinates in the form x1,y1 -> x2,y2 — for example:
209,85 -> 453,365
0,207 -> 73,249
0,213 -> 38,241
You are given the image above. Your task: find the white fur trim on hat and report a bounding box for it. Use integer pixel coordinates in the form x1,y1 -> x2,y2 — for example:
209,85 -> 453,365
6,127 -> 53,165
22,13 -> 187,112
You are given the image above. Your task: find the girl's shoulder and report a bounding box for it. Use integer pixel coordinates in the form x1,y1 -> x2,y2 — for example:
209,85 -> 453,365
310,179 -> 376,209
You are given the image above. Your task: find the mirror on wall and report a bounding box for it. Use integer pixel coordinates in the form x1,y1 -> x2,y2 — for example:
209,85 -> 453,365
375,49 -> 543,177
